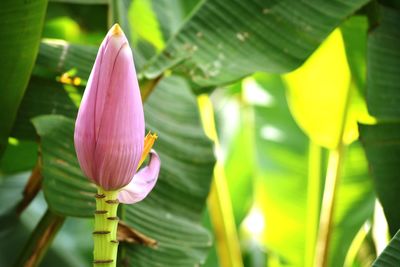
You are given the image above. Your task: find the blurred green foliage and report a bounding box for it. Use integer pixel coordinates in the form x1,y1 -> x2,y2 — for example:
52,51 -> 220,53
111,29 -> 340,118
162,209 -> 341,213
1,0 -> 400,267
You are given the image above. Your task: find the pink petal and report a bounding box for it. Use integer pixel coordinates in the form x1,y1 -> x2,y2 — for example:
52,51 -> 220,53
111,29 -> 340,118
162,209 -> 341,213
74,25 -> 145,190
93,43 -> 144,190
118,150 -> 161,204
74,32 -> 108,181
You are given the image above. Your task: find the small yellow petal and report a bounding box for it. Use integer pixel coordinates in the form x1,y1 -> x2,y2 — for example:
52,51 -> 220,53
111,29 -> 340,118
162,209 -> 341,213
137,132 -> 158,170
73,77 -> 81,86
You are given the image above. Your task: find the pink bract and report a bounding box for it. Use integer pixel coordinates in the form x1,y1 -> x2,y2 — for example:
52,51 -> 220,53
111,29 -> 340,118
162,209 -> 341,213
74,24 -> 159,197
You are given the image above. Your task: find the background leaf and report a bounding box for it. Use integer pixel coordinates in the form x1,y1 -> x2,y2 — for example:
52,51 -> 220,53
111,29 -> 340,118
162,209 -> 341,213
373,230 -> 400,267
0,0 -> 48,155
144,0 -> 369,88
212,83 -> 255,225
284,29 -> 353,149
359,123 -> 400,235
367,5 -> 400,120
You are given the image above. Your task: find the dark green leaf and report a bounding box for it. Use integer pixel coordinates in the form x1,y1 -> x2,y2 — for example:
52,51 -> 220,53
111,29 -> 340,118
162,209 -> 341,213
367,5 -> 400,119
144,0 -> 369,88
35,40 -> 97,78
359,122 -> 400,235
0,0 -> 48,155
12,76 -> 81,140
372,230 -> 400,267
0,140 -> 37,174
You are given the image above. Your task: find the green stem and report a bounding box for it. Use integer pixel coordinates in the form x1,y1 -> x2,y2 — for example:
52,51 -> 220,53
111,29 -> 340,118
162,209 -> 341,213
313,67 -> 354,267
197,94 -> 243,267
13,209 -> 65,267
314,145 -> 346,267
207,163 -> 244,267
305,142 -> 322,267
93,187 -> 120,267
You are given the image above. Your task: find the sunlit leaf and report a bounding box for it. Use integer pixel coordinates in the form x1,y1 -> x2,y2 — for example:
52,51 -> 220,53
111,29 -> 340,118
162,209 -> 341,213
129,0 -> 164,51
284,29 -> 353,149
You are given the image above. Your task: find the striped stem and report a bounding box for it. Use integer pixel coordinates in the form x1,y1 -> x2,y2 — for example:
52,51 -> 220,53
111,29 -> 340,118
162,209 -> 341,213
93,187 -> 120,267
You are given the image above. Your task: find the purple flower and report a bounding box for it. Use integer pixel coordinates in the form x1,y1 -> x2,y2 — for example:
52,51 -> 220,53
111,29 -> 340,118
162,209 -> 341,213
74,24 -> 160,203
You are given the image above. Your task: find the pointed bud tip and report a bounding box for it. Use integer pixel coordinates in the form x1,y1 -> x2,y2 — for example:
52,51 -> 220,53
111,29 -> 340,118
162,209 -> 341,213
110,23 -> 123,36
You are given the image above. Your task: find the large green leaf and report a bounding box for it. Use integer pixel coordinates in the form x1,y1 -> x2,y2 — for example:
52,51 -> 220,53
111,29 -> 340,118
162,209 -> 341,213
143,0 -> 369,88
35,40 -> 97,79
372,230 -> 400,267
0,0 -> 48,155
32,75 -> 215,266
283,29 -> 353,149
367,5 -> 400,119
12,76 -> 81,140
359,123 -> 400,235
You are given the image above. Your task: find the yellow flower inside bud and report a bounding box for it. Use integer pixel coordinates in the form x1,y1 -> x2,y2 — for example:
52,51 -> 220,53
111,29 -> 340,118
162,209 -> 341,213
137,132 -> 158,170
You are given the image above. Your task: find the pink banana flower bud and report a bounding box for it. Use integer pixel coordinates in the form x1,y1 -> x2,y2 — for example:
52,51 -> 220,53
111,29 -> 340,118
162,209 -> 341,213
74,24 -> 160,204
